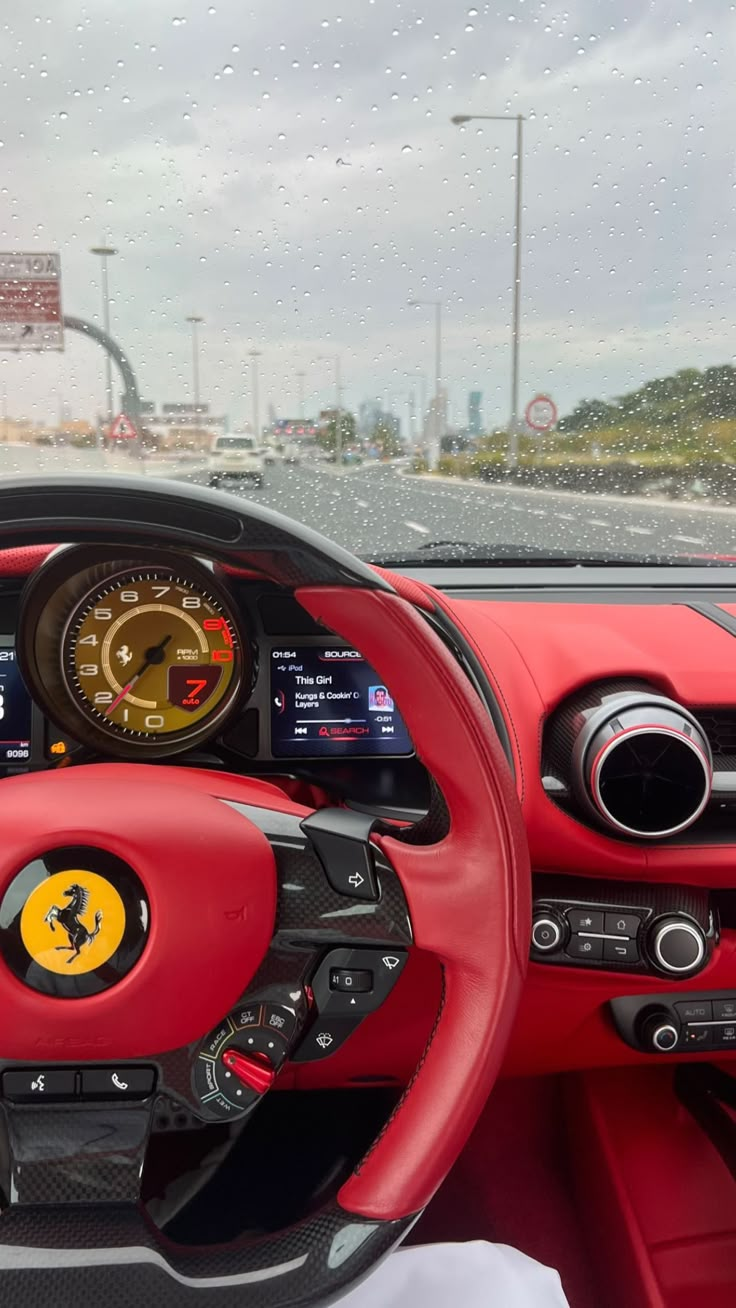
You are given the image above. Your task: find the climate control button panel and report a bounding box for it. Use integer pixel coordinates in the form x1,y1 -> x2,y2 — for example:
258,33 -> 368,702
611,992 -> 736,1054
530,876 -> 714,979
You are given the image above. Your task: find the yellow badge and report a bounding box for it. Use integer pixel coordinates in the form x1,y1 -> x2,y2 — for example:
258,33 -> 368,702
20,870 -> 126,976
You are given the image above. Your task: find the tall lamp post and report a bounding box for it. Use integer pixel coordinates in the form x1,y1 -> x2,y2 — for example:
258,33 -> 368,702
185,315 -> 204,411
90,244 -> 118,436
248,349 -> 262,439
408,299 -> 443,469
296,370 -> 306,420
451,112 -> 524,470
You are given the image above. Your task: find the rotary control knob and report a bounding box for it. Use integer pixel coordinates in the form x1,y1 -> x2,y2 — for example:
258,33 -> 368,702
639,1010 -> 680,1053
531,911 -> 566,954
649,917 -> 706,977
192,1002 -> 297,1121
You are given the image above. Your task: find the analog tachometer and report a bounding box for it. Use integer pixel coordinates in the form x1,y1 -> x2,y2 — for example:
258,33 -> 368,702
18,548 -> 249,759
64,570 -> 241,741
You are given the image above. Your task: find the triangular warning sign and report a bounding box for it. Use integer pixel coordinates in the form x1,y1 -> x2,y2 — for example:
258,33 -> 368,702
109,413 -> 138,440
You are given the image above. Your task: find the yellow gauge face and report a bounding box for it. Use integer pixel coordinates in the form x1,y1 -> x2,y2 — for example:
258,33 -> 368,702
64,570 -> 241,741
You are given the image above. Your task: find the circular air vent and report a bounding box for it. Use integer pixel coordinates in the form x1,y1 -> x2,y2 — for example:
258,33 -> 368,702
591,726 -> 711,837
575,696 -> 712,839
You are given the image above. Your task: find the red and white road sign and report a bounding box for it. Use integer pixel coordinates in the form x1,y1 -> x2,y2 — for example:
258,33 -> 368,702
0,252 -> 63,351
525,394 -> 558,431
109,414 -> 138,440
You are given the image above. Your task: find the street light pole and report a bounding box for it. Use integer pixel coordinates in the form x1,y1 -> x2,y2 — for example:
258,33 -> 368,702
90,244 -> 117,438
185,315 -> 204,411
296,370 -> 306,419
451,112 -> 525,470
408,300 -> 443,469
248,349 -> 262,439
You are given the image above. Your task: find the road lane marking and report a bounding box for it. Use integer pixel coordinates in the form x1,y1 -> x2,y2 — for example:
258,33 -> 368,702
357,500 -> 369,509
587,518 -> 610,527
556,513 -> 576,521
626,526 -> 653,535
529,508 -> 547,517
404,520 -> 430,535
672,534 -> 705,545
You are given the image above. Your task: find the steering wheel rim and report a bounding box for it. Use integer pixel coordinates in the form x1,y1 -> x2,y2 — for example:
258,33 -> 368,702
0,476 -> 530,1306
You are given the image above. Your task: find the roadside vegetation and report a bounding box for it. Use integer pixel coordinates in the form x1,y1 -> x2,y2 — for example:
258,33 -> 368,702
418,365 -> 736,501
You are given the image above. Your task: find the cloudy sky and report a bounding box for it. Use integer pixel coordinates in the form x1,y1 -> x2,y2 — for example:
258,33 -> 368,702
0,0 -> 734,431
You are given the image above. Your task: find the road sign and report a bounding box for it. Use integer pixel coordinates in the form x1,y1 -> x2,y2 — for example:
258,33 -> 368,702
525,394 -> 558,432
109,414 -> 138,441
0,252 -> 63,351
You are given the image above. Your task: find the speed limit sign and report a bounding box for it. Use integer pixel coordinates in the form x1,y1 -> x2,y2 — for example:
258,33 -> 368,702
525,395 -> 557,431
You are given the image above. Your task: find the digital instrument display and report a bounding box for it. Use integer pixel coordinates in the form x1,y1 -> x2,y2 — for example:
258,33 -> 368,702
0,646 -> 33,763
270,646 -> 413,757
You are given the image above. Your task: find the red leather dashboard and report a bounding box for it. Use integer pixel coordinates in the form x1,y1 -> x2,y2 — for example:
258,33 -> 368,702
4,545 -> 736,1083
298,586 -> 736,1086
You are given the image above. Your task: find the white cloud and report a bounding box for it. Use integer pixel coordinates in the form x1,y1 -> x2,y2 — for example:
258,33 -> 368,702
0,0 -> 734,428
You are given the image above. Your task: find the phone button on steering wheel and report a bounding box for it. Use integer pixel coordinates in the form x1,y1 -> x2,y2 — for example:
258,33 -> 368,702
80,1067 -> 156,1100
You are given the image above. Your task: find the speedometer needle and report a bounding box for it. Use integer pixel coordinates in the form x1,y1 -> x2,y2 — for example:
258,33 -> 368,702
105,633 -> 172,715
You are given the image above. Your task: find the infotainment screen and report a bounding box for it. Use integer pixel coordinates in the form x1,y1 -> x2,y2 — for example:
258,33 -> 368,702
270,646 -> 413,757
0,646 -> 32,763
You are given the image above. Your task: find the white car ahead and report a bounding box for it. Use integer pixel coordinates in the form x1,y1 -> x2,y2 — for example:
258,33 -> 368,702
208,434 -> 265,489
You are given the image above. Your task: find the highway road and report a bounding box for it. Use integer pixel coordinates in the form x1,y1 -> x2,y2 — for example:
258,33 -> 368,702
195,460 -> 736,562
3,444 -> 736,562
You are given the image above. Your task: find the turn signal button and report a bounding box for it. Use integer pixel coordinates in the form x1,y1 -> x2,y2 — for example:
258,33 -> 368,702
221,1048 -> 274,1094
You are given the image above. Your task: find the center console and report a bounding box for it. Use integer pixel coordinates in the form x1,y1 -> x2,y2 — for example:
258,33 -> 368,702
531,875 -> 715,978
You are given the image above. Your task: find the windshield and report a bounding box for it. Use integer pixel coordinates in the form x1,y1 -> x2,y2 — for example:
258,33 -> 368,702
1,1 -> 733,565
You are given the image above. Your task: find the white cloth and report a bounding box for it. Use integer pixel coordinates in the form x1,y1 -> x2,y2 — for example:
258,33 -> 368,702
337,1241 -> 570,1307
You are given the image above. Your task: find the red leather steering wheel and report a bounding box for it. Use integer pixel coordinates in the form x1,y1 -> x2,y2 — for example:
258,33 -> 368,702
0,476 -> 530,1307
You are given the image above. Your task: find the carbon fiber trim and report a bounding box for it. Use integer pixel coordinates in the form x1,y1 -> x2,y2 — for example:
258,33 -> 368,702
0,1202 -> 414,1307
229,803 -> 413,949
543,678 -> 655,782
2,1104 -> 152,1206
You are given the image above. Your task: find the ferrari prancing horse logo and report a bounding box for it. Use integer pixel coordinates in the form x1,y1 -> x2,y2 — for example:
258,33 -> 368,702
44,884 -> 103,963
20,870 -> 126,976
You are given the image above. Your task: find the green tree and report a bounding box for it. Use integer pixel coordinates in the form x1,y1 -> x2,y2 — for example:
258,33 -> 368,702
557,398 -> 618,433
558,363 -> 736,436
317,410 -> 357,452
372,417 -> 402,457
